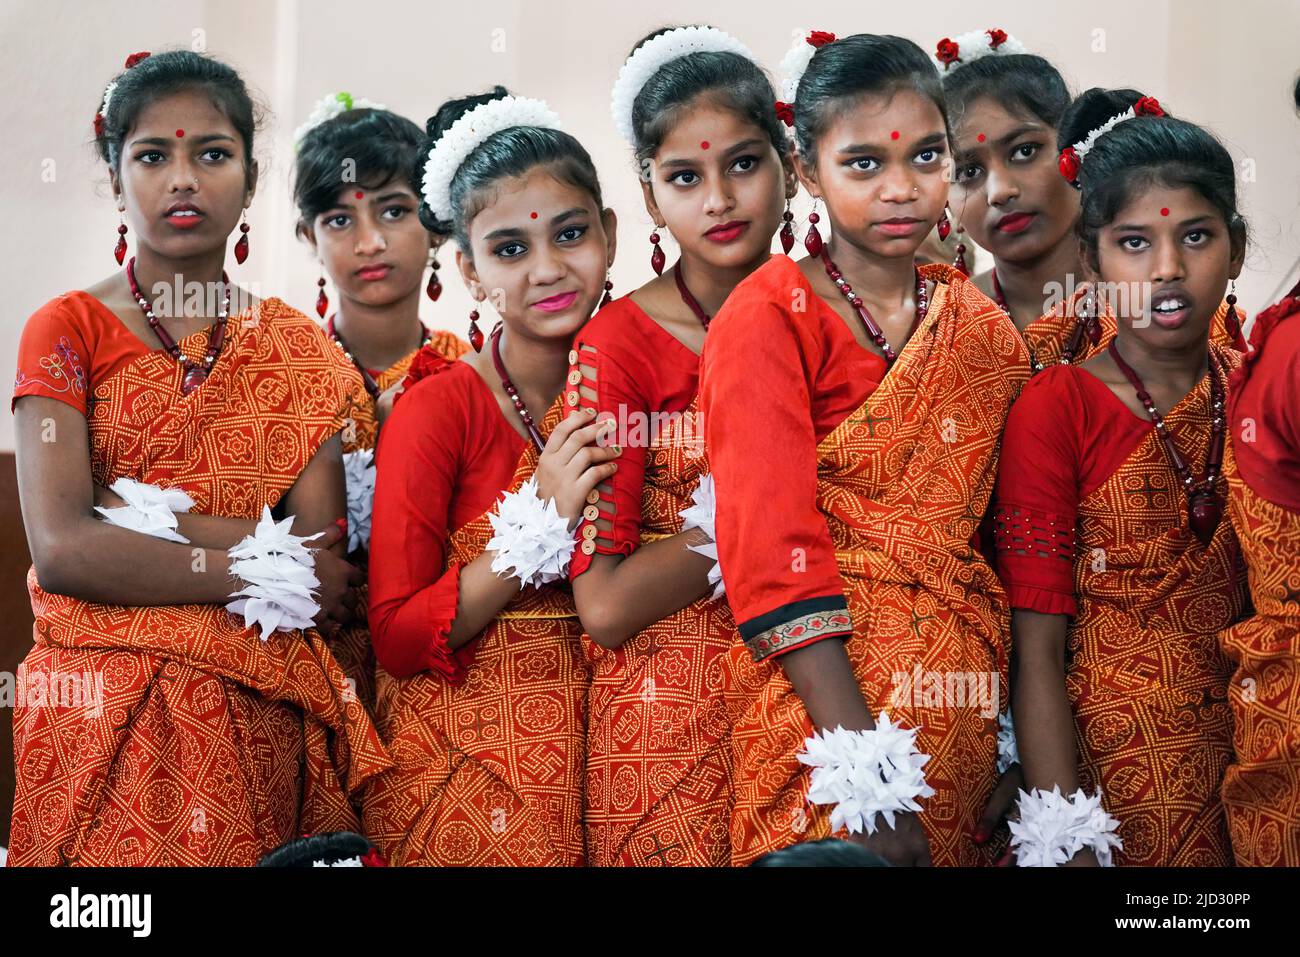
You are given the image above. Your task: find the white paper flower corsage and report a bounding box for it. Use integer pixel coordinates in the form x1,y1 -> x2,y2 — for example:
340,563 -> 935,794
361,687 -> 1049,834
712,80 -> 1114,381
95,477 -> 194,544
342,450 -> 376,553
486,477 -> 577,589
677,471 -> 724,598
997,708 -> 1020,774
798,712 -> 936,836
1009,786 -> 1123,867
226,506 -> 324,640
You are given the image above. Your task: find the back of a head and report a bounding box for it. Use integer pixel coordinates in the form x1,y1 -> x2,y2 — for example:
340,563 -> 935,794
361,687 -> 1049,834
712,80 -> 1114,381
414,86 -> 603,253
750,838 -> 890,867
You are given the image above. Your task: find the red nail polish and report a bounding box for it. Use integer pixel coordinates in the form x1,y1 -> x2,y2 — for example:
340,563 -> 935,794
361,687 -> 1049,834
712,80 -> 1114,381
972,823 -> 991,844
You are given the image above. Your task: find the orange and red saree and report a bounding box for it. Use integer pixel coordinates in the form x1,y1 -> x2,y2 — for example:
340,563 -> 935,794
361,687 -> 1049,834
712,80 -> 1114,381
1220,294 -> 1300,865
8,294 -> 391,866
362,364 -> 588,866
995,347 -> 1247,865
703,257 -> 1028,866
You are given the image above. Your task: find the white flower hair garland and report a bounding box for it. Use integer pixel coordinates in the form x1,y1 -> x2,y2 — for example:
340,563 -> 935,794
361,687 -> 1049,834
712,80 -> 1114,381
778,30 -> 837,107
293,91 -> 387,149
931,28 -> 1025,73
610,25 -> 756,147
798,712 -> 935,836
421,96 -> 562,223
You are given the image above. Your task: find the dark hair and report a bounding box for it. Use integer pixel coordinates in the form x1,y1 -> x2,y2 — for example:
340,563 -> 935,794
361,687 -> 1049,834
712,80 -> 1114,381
793,34 -> 948,165
257,831 -> 376,867
627,25 -> 788,164
1294,73 -> 1300,113
93,50 -> 261,189
294,107 -> 424,230
942,54 -> 1071,133
1059,88 -> 1245,265
750,838 -> 890,867
414,86 -> 604,253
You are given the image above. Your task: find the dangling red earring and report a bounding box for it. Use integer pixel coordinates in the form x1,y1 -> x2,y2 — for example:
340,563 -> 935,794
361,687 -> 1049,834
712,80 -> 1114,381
1224,283 -> 1241,342
937,206 -> 952,241
600,275 -> 614,308
426,255 -> 442,302
234,212 -> 250,264
315,274 -> 329,319
952,225 -> 969,276
114,215 -> 128,265
649,228 -> 665,276
468,308 -> 484,353
779,200 -> 795,255
804,201 -> 823,257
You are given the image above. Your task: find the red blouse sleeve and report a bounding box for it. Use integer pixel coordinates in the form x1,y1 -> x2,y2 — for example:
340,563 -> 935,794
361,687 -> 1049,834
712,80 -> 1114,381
567,321 -> 649,579
367,366 -> 474,682
1230,297 -> 1300,511
12,296 -> 95,414
701,266 -> 851,662
992,368 -> 1083,616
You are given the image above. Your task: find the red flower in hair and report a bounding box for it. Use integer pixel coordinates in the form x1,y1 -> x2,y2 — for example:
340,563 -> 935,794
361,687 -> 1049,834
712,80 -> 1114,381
774,100 -> 795,127
124,51 -> 151,69
93,113 -> 105,137
1134,96 -> 1164,117
808,30 -> 836,48
935,38 -> 961,67
1058,146 -> 1080,182
360,848 -> 388,867
987,29 -> 1008,48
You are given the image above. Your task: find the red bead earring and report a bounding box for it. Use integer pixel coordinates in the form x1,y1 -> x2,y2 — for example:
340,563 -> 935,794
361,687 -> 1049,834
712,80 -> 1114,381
600,275 -> 614,308
937,206 -> 952,241
114,216 -> 128,265
1224,283 -> 1241,341
426,255 -> 442,302
804,201 -> 823,257
779,201 -> 795,255
315,274 -> 329,318
649,228 -> 665,276
952,225 -> 969,276
468,307 -> 484,352
234,212 -> 250,264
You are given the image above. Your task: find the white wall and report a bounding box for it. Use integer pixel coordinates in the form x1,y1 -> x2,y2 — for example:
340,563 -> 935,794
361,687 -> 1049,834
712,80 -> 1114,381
2,0 -> 1297,451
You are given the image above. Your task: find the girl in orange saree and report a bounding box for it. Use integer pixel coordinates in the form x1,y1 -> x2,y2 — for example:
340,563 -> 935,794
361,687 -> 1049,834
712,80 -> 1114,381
361,88 -> 619,865
938,33 -> 1246,370
564,25 -> 798,866
996,91 -> 1248,866
292,98 -> 468,718
700,33 -> 1029,867
8,51 -> 388,866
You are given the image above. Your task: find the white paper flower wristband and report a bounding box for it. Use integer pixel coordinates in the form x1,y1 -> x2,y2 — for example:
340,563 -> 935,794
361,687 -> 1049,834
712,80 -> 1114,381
997,709 -> 1020,774
342,450 -> 376,553
677,472 -> 725,597
95,477 -> 194,544
226,506 -> 324,640
1009,785 -> 1123,866
798,712 -> 936,836
486,477 -> 578,590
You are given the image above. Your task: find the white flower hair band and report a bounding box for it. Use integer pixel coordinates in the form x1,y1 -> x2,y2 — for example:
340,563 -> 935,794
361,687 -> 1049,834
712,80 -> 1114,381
610,25 -> 756,147
293,91 -> 387,149
420,96 -> 563,223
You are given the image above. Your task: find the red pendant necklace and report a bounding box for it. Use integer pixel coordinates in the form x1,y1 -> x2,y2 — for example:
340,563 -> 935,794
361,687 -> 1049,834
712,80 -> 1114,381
819,249 -> 928,365
1107,341 -> 1226,545
327,315 -> 431,402
490,323 -> 546,452
126,256 -> 229,395
672,260 -> 712,330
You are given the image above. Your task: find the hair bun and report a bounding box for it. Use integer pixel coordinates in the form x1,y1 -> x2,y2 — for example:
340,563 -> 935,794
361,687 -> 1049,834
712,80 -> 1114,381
425,86 -> 510,142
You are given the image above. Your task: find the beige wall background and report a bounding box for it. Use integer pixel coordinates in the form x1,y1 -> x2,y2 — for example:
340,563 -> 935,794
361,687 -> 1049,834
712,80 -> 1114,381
2,0 -> 1298,453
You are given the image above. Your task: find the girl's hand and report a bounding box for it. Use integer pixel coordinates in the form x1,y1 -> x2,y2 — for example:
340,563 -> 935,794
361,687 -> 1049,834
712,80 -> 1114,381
973,762 -> 1024,846
533,409 -> 621,523
309,522 -> 362,634
847,811 -> 932,866
376,379 -> 404,427
92,483 -> 124,511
